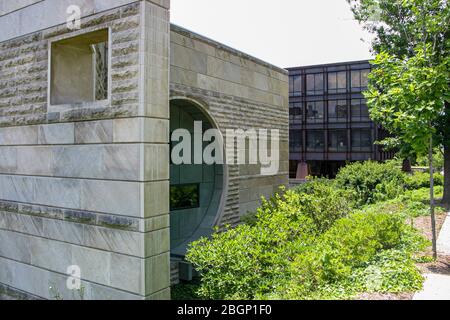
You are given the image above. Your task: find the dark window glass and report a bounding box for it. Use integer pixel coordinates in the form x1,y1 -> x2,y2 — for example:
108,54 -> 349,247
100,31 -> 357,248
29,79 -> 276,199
170,184 -> 200,211
306,101 -> 324,123
289,130 -> 302,153
328,130 -> 348,152
289,75 -> 302,96
351,99 -> 370,122
289,102 -> 302,124
307,130 -> 325,152
328,100 -> 348,122
306,73 -> 324,95
351,69 -> 370,92
361,69 -> 369,87
351,129 -> 372,152
328,71 -> 347,94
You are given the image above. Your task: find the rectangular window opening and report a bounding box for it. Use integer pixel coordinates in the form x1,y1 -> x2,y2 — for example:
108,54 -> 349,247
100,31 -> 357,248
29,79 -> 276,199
50,29 -> 109,105
170,184 -> 200,211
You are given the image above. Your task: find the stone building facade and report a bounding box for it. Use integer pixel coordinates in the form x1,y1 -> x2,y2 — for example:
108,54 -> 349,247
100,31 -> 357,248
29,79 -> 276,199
0,0 -> 288,299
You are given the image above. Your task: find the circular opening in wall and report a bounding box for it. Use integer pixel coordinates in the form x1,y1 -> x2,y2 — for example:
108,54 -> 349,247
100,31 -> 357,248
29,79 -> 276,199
169,98 -> 225,257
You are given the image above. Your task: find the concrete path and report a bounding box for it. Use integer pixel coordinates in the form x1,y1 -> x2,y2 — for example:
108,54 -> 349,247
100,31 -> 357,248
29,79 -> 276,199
413,274 -> 450,300
414,212 -> 450,300
437,212 -> 450,255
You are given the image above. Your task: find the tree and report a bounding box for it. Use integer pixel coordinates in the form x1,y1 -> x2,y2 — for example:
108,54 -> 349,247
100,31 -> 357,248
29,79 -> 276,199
367,50 -> 449,258
347,0 -> 450,258
347,0 -> 450,208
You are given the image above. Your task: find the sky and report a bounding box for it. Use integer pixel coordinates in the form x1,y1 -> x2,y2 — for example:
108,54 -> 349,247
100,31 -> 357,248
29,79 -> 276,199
171,0 -> 374,69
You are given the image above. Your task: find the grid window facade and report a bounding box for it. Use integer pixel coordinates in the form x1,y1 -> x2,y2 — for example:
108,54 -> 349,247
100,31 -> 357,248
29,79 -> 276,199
287,61 -> 391,177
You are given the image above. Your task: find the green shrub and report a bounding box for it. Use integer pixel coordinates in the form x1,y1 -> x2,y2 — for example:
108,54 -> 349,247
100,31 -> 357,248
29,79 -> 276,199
405,171 -> 444,190
186,184 -> 353,300
335,161 -> 406,206
274,212 -> 427,300
171,281 -> 203,300
292,179 -> 355,233
187,161 -> 431,300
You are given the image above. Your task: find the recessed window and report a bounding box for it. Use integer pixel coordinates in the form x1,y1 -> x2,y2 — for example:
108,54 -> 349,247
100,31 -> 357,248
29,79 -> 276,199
170,184 -> 200,211
50,29 -> 109,105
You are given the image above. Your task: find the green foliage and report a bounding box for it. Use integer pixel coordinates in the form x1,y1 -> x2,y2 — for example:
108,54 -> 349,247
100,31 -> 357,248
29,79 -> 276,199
273,211 -> 427,300
416,149 -> 445,171
347,0 -> 450,60
178,160 -> 449,300
186,162 -> 431,300
360,186 -> 445,219
171,281 -> 203,300
186,183 -> 353,300
403,187 -> 443,204
348,0 -> 450,207
351,250 -> 424,294
335,161 -> 405,205
405,172 -> 444,190
366,49 -> 449,156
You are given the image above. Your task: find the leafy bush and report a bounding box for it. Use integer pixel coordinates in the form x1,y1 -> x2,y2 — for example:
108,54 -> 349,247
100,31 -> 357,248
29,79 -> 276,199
186,184 -> 353,300
405,171 -> 444,190
273,212 -> 427,299
185,161 -> 431,300
335,161 -> 406,206
171,281 -> 203,300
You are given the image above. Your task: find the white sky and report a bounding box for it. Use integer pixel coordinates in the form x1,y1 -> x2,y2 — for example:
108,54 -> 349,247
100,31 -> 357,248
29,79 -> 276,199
171,0 -> 374,69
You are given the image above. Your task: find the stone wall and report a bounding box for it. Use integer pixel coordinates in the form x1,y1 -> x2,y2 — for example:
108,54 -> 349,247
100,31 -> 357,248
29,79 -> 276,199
0,1 -> 171,300
0,0 -> 289,300
169,25 -> 289,227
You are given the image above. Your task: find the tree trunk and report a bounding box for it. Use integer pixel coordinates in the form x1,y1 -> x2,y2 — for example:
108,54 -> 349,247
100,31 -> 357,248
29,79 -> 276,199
429,137 -> 438,260
443,145 -> 450,209
402,158 -> 412,173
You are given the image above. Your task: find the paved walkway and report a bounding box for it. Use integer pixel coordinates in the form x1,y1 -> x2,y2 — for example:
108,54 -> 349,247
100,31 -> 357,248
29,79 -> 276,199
437,212 -> 450,255
414,212 -> 450,300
